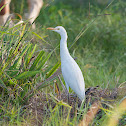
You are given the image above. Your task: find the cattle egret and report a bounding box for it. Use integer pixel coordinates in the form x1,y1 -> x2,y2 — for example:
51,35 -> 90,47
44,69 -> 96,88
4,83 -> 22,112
47,26 -> 85,101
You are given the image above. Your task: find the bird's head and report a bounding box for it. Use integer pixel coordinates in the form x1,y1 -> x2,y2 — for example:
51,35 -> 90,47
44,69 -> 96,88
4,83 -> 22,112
47,26 -> 67,38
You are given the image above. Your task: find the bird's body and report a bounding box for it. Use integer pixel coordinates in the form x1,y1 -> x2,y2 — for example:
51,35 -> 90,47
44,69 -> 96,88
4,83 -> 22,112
47,26 -> 85,101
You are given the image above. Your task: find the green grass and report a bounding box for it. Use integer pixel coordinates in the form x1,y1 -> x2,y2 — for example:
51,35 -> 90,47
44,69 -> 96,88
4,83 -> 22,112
0,0 -> 126,125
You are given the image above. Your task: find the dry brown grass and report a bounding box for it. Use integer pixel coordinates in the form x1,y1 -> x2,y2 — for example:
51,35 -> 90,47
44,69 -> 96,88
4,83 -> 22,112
25,84 -> 126,126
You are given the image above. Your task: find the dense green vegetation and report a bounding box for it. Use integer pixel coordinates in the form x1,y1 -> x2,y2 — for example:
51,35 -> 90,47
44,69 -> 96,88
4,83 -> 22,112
0,0 -> 126,125
40,0 -> 126,89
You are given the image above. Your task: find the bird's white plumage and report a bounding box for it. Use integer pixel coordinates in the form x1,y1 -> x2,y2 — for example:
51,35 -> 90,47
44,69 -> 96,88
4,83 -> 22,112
48,26 -> 85,101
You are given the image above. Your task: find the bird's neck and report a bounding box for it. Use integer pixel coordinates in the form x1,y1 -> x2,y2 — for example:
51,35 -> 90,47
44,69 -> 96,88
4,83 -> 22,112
60,35 -> 70,61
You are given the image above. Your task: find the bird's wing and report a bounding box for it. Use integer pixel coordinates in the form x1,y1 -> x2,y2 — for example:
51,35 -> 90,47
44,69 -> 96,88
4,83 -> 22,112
61,56 -> 85,100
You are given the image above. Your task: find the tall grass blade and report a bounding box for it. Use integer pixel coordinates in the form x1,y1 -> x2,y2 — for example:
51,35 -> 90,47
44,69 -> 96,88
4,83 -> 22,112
29,50 -> 45,71
32,31 -> 49,44
12,43 -> 30,69
46,61 -> 61,79
0,4 -> 6,12
0,78 -> 8,91
36,51 -> 53,70
15,71 -> 40,80
25,44 -> 37,67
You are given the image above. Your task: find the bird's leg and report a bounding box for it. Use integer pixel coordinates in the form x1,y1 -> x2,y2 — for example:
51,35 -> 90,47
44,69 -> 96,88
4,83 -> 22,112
58,75 -> 68,94
67,92 -> 70,104
66,84 -> 70,104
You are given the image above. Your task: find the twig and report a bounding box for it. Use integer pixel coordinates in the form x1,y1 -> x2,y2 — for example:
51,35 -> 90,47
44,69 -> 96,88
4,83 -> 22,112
78,101 -> 101,126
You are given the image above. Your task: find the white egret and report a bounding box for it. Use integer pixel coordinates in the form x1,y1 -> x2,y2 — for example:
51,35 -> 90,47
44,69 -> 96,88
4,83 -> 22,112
47,26 -> 85,101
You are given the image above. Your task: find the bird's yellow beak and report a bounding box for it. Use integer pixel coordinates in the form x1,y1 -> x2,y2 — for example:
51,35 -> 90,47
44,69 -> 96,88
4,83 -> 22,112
47,27 -> 59,30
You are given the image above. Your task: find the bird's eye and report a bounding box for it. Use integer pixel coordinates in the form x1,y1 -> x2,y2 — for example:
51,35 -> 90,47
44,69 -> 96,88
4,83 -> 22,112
57,28 -> 60,30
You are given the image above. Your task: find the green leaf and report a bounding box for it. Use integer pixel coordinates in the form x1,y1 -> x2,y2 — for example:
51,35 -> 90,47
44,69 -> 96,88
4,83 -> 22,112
46,61 -> 61,79
2,49 -> 19,71
0,4 -> 6,12
29,50 -> 45,71
11,43 -> 30,70
20,24 -> 26,38
32,31 -> 49,44
25,44 -> 37,67
0,78 -> 8,91
37,51 -> 53,70
6,64 -> 19,77
15,71 -> 40,80
0,31 -> 18,36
